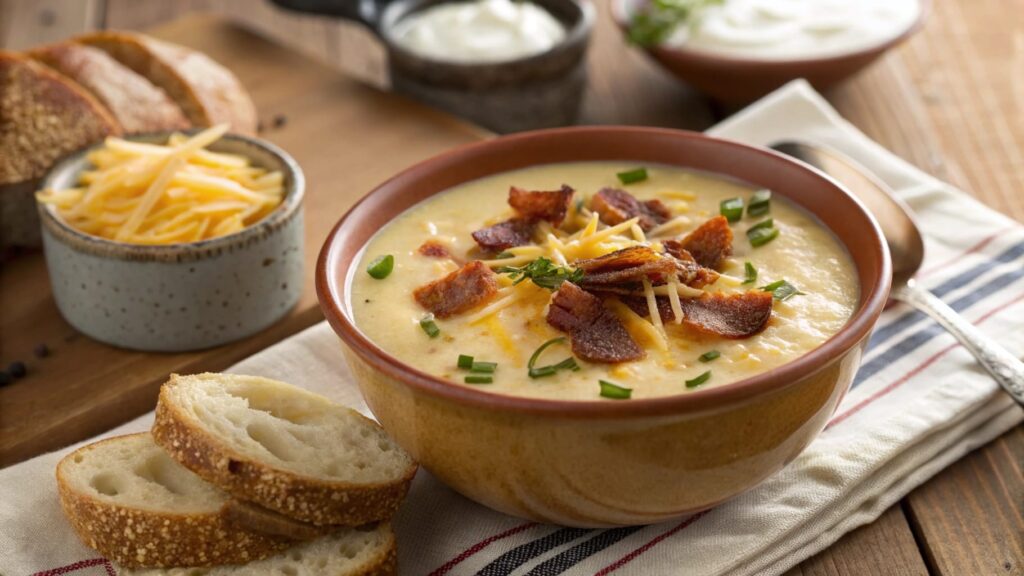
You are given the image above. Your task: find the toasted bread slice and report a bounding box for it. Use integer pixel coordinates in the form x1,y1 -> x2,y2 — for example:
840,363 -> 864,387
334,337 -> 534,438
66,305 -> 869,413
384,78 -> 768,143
57,433 -> 295,568
31,42 -> 189,134
0,50 -> 119,185
152,373 -> 417,526
118,523 -> 397,576
78,32 -> 257,134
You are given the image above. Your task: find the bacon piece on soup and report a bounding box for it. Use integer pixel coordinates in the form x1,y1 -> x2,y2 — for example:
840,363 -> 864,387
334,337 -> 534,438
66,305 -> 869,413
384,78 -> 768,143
413,261 -> 499,318
590,187 -> 670,231
547,282 -> 644,363
418,240 -> 453,259
575,246 -> 678,287
623,291 -> 773,338
508,184 -> 574,226
670,216 -> 733,270
661,245 -> 720,288
471,217 -> 535,252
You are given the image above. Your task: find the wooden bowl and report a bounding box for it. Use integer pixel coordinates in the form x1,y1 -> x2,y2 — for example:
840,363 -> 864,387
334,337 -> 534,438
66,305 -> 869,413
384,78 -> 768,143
317,126 -> 890,526
611,0 -> 931,103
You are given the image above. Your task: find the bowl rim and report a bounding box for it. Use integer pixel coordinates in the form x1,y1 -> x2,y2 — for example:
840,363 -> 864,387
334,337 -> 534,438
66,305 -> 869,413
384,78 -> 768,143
37,130 -> 305,261
610,0 -> 931,67
317,125 -> 891,418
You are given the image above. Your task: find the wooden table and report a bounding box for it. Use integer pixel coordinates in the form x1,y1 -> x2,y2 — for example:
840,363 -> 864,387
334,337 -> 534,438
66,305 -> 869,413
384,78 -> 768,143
1,1 -> 1020,574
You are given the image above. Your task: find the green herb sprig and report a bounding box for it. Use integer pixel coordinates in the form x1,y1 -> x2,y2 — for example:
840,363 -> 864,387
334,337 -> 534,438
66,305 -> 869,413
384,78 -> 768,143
627,0 -> 723,47
760,279 -> 804,302
497,257 -> 583,291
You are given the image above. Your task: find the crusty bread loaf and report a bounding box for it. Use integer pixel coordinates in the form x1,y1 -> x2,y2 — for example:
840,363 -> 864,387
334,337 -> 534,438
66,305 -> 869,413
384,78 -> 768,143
79,32 -> 257,134
152,373 -> 417,526
0,50 -> 119,185
57,433 -> 294,568
118,523 -> 398,576
31,42 -> 189,134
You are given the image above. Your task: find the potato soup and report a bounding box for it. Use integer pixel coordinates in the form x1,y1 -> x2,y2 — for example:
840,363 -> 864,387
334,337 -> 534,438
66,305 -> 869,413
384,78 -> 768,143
349,162 -> 857,401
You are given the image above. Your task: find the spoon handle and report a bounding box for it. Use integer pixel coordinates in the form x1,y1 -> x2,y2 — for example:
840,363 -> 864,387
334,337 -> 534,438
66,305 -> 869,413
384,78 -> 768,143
894,281 -> 1024,406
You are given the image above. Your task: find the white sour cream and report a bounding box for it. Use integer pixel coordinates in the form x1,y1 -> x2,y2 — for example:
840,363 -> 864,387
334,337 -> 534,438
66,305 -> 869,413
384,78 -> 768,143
390,0 -> 566,63
666,0 -> 920,60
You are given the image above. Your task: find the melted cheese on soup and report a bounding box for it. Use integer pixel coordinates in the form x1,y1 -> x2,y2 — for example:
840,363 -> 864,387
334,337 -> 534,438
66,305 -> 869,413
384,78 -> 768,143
349,162 -> 857,401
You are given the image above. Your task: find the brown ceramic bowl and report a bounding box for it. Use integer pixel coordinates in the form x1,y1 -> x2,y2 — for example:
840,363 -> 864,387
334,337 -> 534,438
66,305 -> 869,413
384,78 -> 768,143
317,126 -> 890,527
611,0 -> 930,103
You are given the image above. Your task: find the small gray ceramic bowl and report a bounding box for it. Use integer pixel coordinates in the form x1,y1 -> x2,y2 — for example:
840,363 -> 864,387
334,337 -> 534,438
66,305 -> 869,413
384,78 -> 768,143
37,133 -> 305,352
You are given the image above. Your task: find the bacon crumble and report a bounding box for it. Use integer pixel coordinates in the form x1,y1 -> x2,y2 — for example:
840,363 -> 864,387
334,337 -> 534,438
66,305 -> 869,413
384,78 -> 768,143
590,187 -> 670,231
508,184 -> 574,226
624,291 -> 773,338
547,282 -> 644,363
671,216 -> 733,270
413,260 -> 499,318
471,218 -> 535,252
418,240 -> 453,259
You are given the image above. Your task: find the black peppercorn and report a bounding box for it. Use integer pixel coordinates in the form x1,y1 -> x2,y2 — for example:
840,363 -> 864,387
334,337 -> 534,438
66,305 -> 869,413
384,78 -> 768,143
8,361 -> 27,378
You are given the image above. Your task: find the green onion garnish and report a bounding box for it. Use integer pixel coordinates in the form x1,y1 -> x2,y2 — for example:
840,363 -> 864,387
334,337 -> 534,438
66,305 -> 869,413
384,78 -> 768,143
599,380 -> 632,399
457,354 -> 474,369
419,315 -> 440,338
527,337 -> 580,379
742,261 -> 757,285
685,370 -> 712,388
747,218 -> 773,232
760,279 -> 804,302
498,257 -> 583,291
747,226 -> 779,247
698,350 -> 720,363
494,251 -> 515,259
366,254 -> 394,279
616,167 -> 648,184
465,375 -> 493,385
719,197 -> 744,223
747,189 -> 771,216
470,361 -> 497,374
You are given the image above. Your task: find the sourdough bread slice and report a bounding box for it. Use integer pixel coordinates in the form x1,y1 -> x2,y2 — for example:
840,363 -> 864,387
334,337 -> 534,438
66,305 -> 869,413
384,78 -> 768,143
78,32 -> 257,134
57,433 -> 295,568
118,523 -> 397,576
152,373 -> 417,526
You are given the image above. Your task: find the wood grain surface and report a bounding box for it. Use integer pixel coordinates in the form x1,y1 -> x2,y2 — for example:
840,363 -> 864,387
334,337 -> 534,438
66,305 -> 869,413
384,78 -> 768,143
0,1 -> 1020,574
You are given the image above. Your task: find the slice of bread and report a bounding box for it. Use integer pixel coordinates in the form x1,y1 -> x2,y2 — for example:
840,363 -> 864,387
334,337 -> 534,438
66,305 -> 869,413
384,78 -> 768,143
57,433 -> 294,568
78,32 -> 258,135
0,50 -> 119,185
118,523 -> 398,576
31,42 -> 190,134
152,373 -> 417,527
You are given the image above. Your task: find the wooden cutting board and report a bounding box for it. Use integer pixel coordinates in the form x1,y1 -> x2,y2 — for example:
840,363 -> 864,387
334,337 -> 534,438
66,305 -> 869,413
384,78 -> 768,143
0,14 -> 487,467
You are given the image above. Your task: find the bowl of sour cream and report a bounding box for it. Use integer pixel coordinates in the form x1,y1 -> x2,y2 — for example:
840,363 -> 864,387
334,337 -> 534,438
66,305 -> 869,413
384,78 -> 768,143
612,0 -> 929,102
272,0 -> 594,132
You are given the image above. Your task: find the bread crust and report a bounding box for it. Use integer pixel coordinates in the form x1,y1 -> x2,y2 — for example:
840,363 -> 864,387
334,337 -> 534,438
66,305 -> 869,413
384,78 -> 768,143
77,31 -> 257,135
152,377 -> 417,527
56,434 -> 293,569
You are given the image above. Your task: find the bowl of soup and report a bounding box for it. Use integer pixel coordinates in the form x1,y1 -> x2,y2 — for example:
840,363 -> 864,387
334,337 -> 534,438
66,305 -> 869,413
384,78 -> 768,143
317,127 -> 890,527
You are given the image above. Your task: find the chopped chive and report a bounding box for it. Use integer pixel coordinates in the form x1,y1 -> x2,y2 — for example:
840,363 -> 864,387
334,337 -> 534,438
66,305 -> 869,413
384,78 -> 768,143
465,375 -> 493,384
719,197 -> 744,223
457,354 -> 474,369
747,218 -> 774,232
698,350 -> 720,363
616,167 -> 648,184
529,365 -> 557,378
470,361 -> 497,374
685,370 -> 712,388
747,189 -> 772,216
494,251 -> 515,259
742,261 -> 757,285
599,380 -> 632,399
419,315 -> 440,338
760,279 -> 804,302
527,337 -> 579,379
747,226 -> 779,247
366,254 -> 394,279
575,198 -> 586,213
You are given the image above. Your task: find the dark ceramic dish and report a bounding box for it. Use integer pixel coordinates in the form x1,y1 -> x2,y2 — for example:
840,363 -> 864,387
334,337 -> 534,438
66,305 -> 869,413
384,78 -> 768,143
272,0 -> 595,132
316,126 -> 891,526
612,0 -> 931,103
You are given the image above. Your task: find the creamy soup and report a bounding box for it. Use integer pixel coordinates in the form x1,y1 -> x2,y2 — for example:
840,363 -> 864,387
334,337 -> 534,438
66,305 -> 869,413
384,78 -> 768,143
350,162 -> 857,401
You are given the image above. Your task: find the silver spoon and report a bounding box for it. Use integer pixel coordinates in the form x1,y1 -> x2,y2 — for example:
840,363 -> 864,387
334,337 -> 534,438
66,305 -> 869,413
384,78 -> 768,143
772,140 -> 1024,406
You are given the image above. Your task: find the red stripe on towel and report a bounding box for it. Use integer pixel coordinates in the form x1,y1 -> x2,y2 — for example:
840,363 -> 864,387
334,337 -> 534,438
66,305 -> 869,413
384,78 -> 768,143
594,512 -> 709,575
428,521 -> 538,576
32,558 -> 115,576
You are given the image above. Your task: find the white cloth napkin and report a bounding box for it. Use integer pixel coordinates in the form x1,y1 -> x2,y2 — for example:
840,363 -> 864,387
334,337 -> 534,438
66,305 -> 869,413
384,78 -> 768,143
3,80 -> 1022,576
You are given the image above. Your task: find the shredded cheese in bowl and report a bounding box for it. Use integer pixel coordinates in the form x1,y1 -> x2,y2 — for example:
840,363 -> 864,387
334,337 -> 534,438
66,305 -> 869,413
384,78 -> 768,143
36,125 -> 285,245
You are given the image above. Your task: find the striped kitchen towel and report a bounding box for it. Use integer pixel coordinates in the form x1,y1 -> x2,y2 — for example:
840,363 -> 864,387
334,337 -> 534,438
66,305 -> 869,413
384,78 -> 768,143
2,80 -> 1021,576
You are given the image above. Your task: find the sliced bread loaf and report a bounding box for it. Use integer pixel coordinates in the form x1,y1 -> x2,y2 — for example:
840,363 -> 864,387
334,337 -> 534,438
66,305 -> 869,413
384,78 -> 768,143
152,373 -> 417,526
118,523 -> 397,576
78,32 -> 258,135
31,42 -> 190,134
57,433 -> 294,568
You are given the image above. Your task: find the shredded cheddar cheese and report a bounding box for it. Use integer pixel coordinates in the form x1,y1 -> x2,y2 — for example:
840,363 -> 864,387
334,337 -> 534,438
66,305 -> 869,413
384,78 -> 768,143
36,125 -> 285,245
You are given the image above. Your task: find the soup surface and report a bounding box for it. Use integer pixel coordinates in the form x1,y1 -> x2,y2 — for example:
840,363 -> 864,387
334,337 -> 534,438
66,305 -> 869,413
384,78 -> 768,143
350,162 -> 857,401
